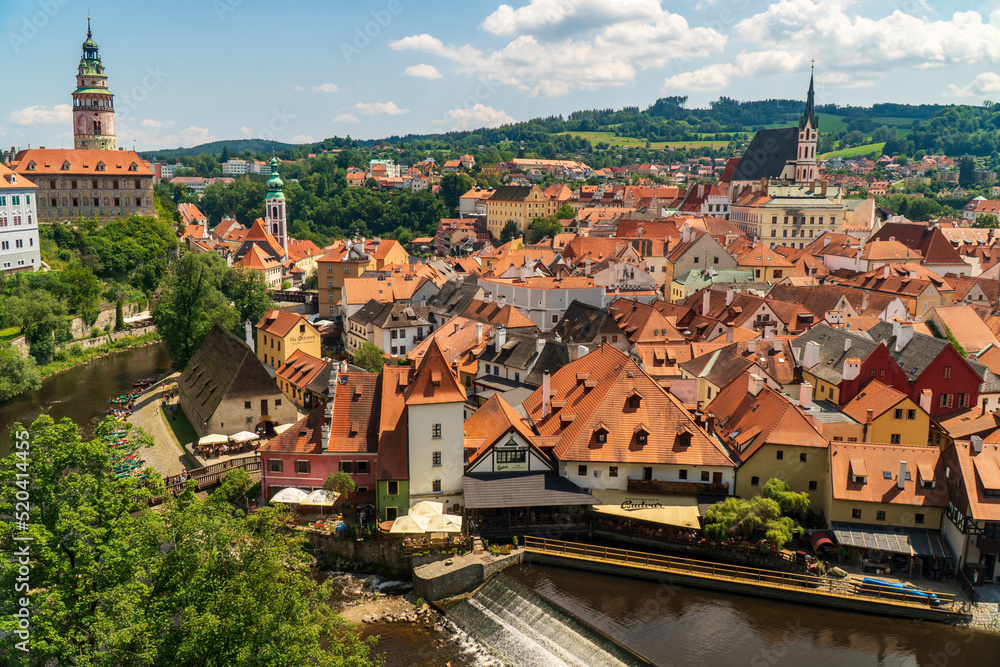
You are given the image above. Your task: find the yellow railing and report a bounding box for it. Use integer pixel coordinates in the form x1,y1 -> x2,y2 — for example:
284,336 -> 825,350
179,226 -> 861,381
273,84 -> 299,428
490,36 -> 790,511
523,536 -> 956,611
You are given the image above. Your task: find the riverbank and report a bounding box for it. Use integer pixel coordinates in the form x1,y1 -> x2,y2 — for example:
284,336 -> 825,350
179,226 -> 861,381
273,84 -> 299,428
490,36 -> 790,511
39,331 -> 161,379
125,371 -> 195,478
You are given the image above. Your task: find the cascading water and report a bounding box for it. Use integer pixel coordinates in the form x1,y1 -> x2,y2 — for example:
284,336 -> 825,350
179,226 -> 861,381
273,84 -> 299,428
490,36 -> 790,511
447,573 -> 647,667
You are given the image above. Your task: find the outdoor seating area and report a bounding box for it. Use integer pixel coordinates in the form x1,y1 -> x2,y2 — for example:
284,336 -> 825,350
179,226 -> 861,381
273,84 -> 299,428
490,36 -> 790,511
195,431 -> 262,459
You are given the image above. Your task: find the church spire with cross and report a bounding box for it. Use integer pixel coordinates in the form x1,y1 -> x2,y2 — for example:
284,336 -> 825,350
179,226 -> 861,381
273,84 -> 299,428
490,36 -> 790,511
795,63 -> 818,185
800,60 -> 818,131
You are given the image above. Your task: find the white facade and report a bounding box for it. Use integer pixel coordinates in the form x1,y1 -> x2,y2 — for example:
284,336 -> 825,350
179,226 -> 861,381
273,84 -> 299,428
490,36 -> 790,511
407,402 -> 465,508
557,460 -> 735,493
484,280 -> 607,332
466,431 -> 553,475
222,158 -> 250,175
0,174 -> 41,273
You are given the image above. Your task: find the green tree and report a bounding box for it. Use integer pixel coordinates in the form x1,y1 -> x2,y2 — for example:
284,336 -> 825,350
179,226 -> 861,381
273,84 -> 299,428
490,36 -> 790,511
352,342 -> 385,373
115,299 -> 125,331
4,289 -> 66,363
703,496 -> 798,550
0,415 -> 379,666
324,470 -> 358,502
439,172 -> 474,211
153,252 -> 238,369
58,263 -> 103,323
222,267 -> 276,333
0,341 -> 41,400
302,268 -> 318,290
527,216 -> 564,244
220,144 -> 230,163
499,220 -> 520,244
974,213 -> 999,228
959,156 -> 976,188
761,478 -> 811,517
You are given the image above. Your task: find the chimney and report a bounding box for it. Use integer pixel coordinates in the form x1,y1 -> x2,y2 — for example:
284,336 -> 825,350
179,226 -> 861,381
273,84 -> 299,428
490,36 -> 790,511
495,325 -> 506,352
844,338 -> 852,353
823,234 -> 832,247
897,461 -> 907,490
882,265 -> 890,279
803,341 -> 820,368
764,327 -> 775,342
843,357 -> 861,382
536,337 -> 545,356
748,338 -> 757,353
499,294 -> 507,308
577,344 -> 589,359
920,389 -> 933,413
484,291 -> 492,304
542,371 -> 551,418
453,322 -> 460,334
726,327 -> 734,344
972,435 -> 984,453
476,322 -> 483,345
813,178 -> 820,192
821,180 -> 828,197
800,382 -> 813,409
585,257 -> 592,275
892,320 -> 914,352
702,290 -> 711,316
244,319 -> 255,352
749,373 -> 764,396
726,286 -> 734,306
705,412 -> 716,434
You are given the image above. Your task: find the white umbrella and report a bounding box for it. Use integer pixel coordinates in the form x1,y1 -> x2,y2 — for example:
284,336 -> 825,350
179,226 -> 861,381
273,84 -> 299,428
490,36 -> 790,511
388,515 -> 426,534
198,434 -> 229,446
230,431 -> 259,443
409,501 -> 444,518
301,489 -> 340,518
420,514 -> 463,533
270,487 -> 308,504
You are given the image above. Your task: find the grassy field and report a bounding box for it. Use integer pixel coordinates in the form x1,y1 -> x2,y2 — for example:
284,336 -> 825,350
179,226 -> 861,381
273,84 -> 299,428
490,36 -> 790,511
820,142 -> 886,159
0,327 -> 20,343
764,113 -> 849,132
567,131 -> 669,148
161,407 -> 198,451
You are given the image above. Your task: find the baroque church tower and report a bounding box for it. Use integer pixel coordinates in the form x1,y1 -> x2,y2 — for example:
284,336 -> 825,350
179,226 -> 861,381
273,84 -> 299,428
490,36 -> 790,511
72,18 -> 117,150
795,65 -> 818,185
264,157 -> 288,259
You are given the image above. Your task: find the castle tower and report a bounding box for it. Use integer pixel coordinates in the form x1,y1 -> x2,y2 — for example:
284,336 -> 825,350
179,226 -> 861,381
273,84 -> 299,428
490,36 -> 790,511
795,64 -> 818,186
72,18 -> 117,151
264,157 -> 287,258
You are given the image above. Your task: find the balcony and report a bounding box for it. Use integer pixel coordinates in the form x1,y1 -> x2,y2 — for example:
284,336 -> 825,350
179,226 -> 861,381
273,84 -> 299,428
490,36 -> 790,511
627,479 -> 729,496
977,536 -> 1000,555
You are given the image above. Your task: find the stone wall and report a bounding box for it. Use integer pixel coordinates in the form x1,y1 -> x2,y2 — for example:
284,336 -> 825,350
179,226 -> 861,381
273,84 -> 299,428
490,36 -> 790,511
301,530 -> 453,579
55,325 -> 157,352
68,303 -> 142,339
413,549 -> 524,601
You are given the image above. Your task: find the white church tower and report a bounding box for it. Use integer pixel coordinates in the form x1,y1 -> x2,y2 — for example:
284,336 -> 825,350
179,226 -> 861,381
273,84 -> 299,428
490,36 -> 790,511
264,156 -> 287,260
795,65 -> 818,185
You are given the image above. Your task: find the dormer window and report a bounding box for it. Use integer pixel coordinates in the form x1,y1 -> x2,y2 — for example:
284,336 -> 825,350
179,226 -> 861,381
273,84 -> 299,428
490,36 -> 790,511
594,424 -> 608,444
627,390 -> 643,409
128,163 -> 138,172
634,424 -> 649,445
918,462 -> 936,489
26,161 -> 36,171
61,161 -> 71,171
850,458 -> 867,485
96,162 -> 105,172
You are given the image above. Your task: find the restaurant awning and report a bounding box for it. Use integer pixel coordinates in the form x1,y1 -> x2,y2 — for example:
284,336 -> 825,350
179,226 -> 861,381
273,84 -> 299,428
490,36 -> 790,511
589,490 -> 701,529
830,522 -> 955,561
462,472 -> 599,509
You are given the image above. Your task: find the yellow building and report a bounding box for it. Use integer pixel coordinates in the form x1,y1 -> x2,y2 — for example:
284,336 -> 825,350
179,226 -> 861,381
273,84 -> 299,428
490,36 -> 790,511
729,184 -> 850,250
826,442 -> 948,534
255,308 -> 321,369
840,380 -> 946,447
485,184 -> 554,238
316,238 -> 410,320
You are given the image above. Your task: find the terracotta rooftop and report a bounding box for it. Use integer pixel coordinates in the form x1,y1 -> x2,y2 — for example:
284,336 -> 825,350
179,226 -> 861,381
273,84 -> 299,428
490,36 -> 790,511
841,380 -> 912,424
830,442 -> 947,507
405,338 -> 467,406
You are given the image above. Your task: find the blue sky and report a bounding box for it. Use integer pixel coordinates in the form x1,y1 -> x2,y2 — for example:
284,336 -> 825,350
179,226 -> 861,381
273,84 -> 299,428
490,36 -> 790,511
4,0 -> 1000,151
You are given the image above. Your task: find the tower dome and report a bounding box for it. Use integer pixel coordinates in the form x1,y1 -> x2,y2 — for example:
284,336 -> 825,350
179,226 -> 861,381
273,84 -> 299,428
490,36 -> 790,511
266,158 -> 284,199
73,17 -> 116,151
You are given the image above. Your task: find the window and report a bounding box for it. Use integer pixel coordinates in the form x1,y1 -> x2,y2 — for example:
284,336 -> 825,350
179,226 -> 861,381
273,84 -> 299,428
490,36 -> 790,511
776,450 -> 784,460
609,466 -> 618,478
275,399 -> 282,407
800,453 -> 807,463
943,366 -> 952,379
876,510 -> 886,522
890,434 -> 901,444
959,393 -> 970,408
852,508 -> 862,519
894,408 -> 904,420
432,479 -> 441,493
808,480 -> 818,491
915,513 -> 924,525
387,481 -> 399,495
751,476 -> 760,487
578,464 -> 588,476
267,459 -> 283,473
432,451 -> 442,467
940,394 -> 953,409
432,423 -> 442,438
496,450 -> 526,464
356,461 -> 369,475
295,460 -> 310,474
679,469 -> 688,480
596,430 -> 607,444
701,471 -> 710,482
244,401 -> 252,409
907,409 -> 916,420
339,461 -> 353,474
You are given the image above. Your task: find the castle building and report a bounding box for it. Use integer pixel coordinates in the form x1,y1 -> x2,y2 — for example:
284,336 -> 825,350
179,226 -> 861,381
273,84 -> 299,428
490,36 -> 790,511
7,20 -> 154,222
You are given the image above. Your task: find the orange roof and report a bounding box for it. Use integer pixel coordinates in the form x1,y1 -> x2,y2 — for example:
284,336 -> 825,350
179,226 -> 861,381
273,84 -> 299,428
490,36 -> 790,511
177,202 -> 206,222
245,218 -> 285,255
377,365 -> 411,480
256,308 -> 312,337
328,372 -> 380,453
465,394 -> 541,464
830,442 -> 947,507
342,276 -> 428,305
181,224 -> 206,240
0,164 -> 37,190
407,316 -> 491,367
949,441 -> 1000,521
841,380 -> 912,424
522,345 -> 733,466
286,238 -> 324,262
236,244 -> 281,271
460,299 -> 536,329
275,348 -> 328,390
405,338 -> 466,406
13,148 -> 153,176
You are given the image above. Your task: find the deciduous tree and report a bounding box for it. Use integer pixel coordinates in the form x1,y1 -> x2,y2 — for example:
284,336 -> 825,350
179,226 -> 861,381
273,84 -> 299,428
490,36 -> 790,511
352,342 -> 385,373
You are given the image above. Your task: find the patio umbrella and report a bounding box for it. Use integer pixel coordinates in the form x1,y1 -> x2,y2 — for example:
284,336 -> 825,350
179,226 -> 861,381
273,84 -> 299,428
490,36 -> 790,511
198,434 -> 229,446
420,514 -> 463,533
270,487 -> 308,504
230,431 -> 259,443
388,515 -> 426,534
301,489 -> 340,518
409,501 -> 444,517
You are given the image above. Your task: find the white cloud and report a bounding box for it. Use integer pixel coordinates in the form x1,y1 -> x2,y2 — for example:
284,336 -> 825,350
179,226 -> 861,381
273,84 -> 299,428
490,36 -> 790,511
121,124 -> 215,150
178,126 -> 216,145
354,102 -> 410,116
404,63 -> 444,79
947,72 -> 1000,98
9,104 -> 72,125
141,119 -> 174,129
240,126 -> 254,137
444,104 -> 516,130
334,112 -> 359,123
293,85 -> 304,91
292,134 -> 315,143
391,8 -> 727,97
311,83 -> 339,93
662,50 -> 804,92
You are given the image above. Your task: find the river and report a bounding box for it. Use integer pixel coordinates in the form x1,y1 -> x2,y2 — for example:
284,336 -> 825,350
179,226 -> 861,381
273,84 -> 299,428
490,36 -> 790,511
504,563 -> 1000,667
0,343 -> 171,457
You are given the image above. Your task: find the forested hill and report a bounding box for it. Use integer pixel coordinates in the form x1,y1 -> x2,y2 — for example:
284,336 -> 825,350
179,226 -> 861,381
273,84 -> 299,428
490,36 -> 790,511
142,139 -> 295,160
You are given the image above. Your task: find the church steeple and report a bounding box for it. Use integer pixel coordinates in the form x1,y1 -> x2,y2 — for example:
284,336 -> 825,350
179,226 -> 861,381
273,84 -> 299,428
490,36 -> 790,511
799,62 -> 818,131
73,17 -> 117,150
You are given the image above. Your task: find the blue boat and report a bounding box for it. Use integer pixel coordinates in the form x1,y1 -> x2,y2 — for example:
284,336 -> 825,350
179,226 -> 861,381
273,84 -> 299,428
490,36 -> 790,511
861,577 -> 941,606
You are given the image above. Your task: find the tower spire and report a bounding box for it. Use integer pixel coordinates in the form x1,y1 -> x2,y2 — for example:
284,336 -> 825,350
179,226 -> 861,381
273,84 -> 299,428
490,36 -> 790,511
800,61 -> 817,130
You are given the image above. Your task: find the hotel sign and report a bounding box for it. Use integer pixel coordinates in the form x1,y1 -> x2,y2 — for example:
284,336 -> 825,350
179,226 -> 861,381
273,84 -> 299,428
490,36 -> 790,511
620,497 -> 663,511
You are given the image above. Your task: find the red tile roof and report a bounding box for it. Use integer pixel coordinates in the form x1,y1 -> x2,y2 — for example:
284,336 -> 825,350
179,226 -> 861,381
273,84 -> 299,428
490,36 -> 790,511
405,338 -> 466,406
830,442 -> 947,507
256,308 -> 310,337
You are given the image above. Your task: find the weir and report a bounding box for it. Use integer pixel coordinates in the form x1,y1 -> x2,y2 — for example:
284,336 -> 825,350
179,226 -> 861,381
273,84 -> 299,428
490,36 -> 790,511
446,573 -> 650,667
